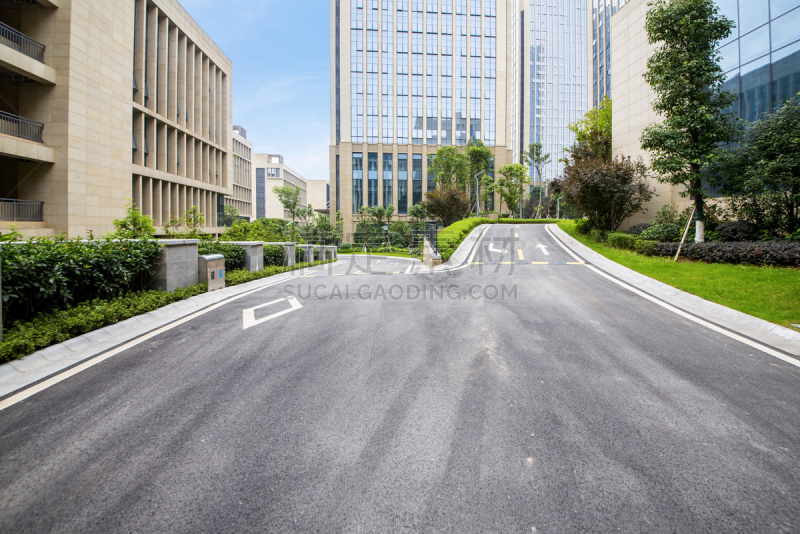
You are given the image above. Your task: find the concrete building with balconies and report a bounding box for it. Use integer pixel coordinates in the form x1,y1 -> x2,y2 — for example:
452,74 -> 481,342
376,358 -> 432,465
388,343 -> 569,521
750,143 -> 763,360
0,0 -> 233,238
227,125 -> 253,222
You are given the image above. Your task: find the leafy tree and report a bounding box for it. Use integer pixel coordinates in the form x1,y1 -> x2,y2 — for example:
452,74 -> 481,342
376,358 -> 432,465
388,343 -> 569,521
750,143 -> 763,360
182,206 -> 206,239
566,95 -> 612,163
428,146 -> 470,189
369,204 -> 395,245
494,163 -> 530,217
419,186 -> 472,227
222,204 -> 239,227
335,210 -> 344,242
640,0 -> 738,242
408,203 -> 427,230
272,185 -> 303,241
220,218 -> 287,242
163,216 -> 182,238
466,140 -> 494,210
525,143 -> 552,218
554,157 -> 654,231
112,202 -> 156,239
706,94 -> 800,237
355,206 -> 373,250
388,220 -> 412,247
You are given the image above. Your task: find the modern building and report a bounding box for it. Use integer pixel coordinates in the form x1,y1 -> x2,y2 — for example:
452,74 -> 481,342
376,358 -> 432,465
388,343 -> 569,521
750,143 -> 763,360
588,0 -> 627,107
0,0 -> 233,238
253,153 -> 310,221
330,0 -> 519,235
307,180 -> 331,214
227,126 -> 253,222
611,0 -> 800,227
524,0 -> 588,185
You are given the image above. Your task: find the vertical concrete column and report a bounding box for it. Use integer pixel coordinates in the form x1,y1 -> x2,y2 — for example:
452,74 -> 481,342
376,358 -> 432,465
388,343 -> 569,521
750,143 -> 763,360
132,175 -> 142,209
194,49 -> 202,134
134,0 -> 146,107
152,179 -> 162,227
168,24 -> 178,123
168,127 -> 177,175
299,244 -> 313,263
142,177 -> 152,218
133,111 -> 145,167
158,14 -> 168,117
202,55 -> 209,140
157,122 -> 167,171
146,4 -> 158,113
177,131 -> 186,177
186,42 -> 195,133
149,240 -> 200,292
284,243 -> 296,267
161,181 -> 170,226
229,242 -> 264,272
177,33 -> 186,128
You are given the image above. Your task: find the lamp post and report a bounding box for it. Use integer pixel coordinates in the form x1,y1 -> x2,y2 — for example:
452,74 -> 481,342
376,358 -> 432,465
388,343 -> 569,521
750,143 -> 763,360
556,197 -> 563,219
474,169 -> 485,217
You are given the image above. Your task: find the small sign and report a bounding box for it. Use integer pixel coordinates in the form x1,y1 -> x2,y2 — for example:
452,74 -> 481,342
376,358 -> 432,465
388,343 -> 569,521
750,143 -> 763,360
210,271 -> 215,280
219,269 -> 224,278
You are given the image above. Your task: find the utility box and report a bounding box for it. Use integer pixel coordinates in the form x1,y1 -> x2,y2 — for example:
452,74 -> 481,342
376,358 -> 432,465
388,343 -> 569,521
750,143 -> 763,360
198,254 -> 225,291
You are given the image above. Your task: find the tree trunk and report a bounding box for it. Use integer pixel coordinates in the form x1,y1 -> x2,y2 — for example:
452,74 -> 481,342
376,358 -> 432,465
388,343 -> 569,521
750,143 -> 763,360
693,181 -> 705,243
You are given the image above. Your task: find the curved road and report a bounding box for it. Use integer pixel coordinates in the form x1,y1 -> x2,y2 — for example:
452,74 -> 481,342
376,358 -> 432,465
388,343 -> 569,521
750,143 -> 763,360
1,224 -> 799,532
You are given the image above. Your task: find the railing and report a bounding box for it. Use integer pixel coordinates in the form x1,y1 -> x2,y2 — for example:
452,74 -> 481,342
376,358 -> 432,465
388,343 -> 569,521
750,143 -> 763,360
0,21 -> 45,63
0,199 -> 44,221
0,110 -> 44,143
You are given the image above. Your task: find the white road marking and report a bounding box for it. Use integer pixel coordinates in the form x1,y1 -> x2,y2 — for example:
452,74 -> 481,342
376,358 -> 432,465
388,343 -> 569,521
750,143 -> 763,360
0,279 -> 288,412
242,297 -> 302,330
544,225 -> 800,369
536,244 -> 550,256
404,262 -> 414,274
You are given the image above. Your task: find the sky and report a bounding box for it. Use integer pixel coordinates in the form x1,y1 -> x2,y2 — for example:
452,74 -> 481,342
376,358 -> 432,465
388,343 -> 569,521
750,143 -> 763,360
178,0 -> 331,183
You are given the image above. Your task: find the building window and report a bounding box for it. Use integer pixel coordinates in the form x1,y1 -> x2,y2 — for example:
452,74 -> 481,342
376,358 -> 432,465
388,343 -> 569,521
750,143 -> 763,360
383,153 -> 393,208
412,153 -> 423,205
368,152 -> 379,207
398,153 -> 408,214
353,152 -> 363,213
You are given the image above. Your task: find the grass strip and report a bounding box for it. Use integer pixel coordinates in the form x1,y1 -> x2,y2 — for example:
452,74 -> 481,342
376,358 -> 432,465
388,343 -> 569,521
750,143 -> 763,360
558,220 -> 800,331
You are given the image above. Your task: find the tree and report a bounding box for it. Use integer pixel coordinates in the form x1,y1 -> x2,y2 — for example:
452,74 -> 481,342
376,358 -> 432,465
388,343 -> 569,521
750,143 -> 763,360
182,206 -> 206,239
419,186 -> 472,227
112,202 -> 156,239
408,203 -> 427,230
335,210 -> 344,242
494,163 -> 530,217
566,95 -> 612,163
706,94 -> 800,237
525,143 -> 552,218
369,204 -> 395,245
272,185 -> 303,241
640,0 -> 738,242
466,140 -> 494,211
427,146 -> 470,189
222,204 -> 239,227
554,157 -> 654,231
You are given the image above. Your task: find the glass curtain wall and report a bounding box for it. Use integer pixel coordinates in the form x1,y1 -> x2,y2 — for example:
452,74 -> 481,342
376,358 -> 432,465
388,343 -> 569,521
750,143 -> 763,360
427,154 -> 436,191
398,153 -> 409,213
412,153 -> 423,204
368,152 -> 379,206
353,152 -> 363,213
383,153 -> 393,207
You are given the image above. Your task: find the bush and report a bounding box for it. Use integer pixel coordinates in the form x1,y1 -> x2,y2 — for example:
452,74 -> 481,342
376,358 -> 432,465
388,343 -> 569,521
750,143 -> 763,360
198,241 -> 246,271
295,246 -> 305,264
634,239 -> 658,256
575,219 -> 592,235
338,243 -> 354,252
626,223 -> 652,235
437,217 -> 496,262
640,223 -> 682,242
388,220 -> 412,247
263,245 -> 286,266
645,241 -> 800,266
0,284 -> 208,362
1,238 -> 161,327
590,229 -> 608,242
607,233 -> 640,250
717,220 -> 761,242
497,219 -> 559,224
225,259 -> 333,287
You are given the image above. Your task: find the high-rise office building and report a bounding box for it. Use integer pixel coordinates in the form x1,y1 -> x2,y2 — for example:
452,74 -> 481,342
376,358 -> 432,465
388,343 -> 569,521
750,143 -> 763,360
611,0 -> 800,227
0,0 -> 233,238
330,0 -> 518,235
525,0 -> 588,185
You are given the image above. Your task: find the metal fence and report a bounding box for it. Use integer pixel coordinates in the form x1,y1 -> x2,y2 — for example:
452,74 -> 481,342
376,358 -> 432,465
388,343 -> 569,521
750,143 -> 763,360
0,199 -> 44,222
0,111 -> 44,143
0,21 -> 45,63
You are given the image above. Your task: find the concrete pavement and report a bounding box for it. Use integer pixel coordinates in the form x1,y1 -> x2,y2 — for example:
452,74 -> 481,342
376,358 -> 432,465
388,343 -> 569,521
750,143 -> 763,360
1,225 -> 799,532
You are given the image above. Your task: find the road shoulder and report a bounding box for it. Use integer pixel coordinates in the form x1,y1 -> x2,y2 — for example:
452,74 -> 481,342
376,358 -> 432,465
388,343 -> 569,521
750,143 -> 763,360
548,224 -> 800,358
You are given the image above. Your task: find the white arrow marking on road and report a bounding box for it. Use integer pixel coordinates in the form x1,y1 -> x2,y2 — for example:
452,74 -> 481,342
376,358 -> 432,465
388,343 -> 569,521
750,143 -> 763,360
488,243 -> 507,254
536,244 -> 550,256
243,296 -> 302,330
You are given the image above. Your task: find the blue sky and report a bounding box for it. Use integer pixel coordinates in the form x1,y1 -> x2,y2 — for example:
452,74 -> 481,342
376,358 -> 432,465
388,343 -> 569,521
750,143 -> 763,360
179,0 -> 331,182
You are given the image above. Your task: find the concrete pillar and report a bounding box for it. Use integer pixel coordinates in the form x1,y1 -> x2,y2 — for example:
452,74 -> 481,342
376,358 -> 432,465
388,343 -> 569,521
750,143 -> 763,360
228,241 -> 264,272
298,244 -> 313,263
148,239 -> 200,292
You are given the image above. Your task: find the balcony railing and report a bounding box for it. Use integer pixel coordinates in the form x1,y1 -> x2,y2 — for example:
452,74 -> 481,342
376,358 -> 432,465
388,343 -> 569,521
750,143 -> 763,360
0,110 -> 44,143
0,21 -> 45,63
0,199 -> 44,222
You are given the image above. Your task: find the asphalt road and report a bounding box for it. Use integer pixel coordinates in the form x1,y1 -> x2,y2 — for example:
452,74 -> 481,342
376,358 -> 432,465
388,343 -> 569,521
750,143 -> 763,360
1,224 -> 799,533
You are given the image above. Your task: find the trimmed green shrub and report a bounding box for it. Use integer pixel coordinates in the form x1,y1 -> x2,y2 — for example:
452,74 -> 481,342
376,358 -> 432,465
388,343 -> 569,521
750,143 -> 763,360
0,284 -> 208,362
198,241 -> 246,271
626,223 -> 652,235
437,217 -> 496,262
634,239 -> 658,256
640,223 -> 682,242
574,219 -> 592,235
295,246 -> 305,264
338,243 -> 354,252
646,241 -> 800,266
497,218 -> 559,224
263,245 -> 286,266
718,221 -> 760,242
607,233 -> 640,250
590,229 -> 608,242
1,237 -> 161,327
225,260 -> 333,287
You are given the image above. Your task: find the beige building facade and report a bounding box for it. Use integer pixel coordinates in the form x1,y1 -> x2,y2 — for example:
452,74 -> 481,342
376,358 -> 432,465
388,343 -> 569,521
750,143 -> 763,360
330,0 -> 518,237
307,180 -> 330,214
253,153 -> 310,221
228,127 -> 253,221
0,0 -> 233,238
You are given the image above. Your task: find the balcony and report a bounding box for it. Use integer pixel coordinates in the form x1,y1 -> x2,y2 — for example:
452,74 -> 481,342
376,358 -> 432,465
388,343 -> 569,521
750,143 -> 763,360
0,199 -> 44,222
0,21 -> 45,64
0,111 -> 44,143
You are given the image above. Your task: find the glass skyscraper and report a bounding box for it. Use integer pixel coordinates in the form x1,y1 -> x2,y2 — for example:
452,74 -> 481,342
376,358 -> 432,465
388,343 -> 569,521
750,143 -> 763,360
528,0 -> 588,184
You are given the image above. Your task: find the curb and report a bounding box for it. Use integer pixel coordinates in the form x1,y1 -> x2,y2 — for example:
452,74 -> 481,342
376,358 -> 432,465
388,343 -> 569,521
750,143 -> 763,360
0,262 -> 343,400
548,224 -> 800,357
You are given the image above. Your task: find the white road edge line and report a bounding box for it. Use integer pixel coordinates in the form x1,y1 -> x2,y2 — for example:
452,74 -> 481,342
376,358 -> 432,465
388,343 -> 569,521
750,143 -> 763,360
544,225 -> 800,369
0,279 -> 288,412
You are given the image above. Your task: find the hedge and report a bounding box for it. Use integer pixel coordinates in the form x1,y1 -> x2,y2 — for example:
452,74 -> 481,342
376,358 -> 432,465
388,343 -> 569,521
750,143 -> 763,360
437,218 -> 496,262
0,284 -> 208,362
1,238 -> 161,327
225,260 -> 333,287
498,218 -> 559,224
642,241 -> 800,266
264,245 -> 286,266
198,241 -> 246,271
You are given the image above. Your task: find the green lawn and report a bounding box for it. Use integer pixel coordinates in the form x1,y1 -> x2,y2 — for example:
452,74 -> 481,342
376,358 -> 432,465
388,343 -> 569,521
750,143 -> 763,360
558,220 -> 800,331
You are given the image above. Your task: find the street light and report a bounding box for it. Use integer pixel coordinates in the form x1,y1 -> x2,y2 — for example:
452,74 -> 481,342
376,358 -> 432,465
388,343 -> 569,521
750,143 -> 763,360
556,197 -> 563,219
474,169 -> 485,217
